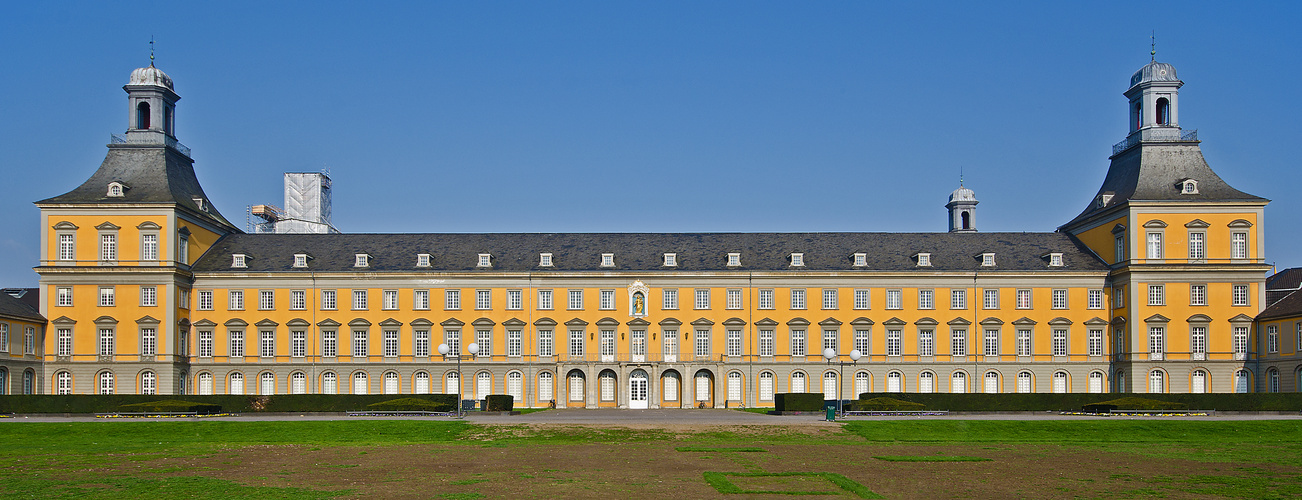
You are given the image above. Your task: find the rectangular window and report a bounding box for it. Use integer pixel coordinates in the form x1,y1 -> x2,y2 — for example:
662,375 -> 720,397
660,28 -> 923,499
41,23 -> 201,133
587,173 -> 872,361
1190,284 -> 1207,306
100,287 -> 115,307
476,329 -> 492,358
853,289 -> 870,309
1088,289 -> 1103,309
790,289 -> 806,309
1049,289 -> 1066,309
384,330 -> 399,357
316,290 -> 335,310
1148,284 -> 1164,306
1016,329 -> 1031,356
229,330 -> 244,357
507,290 -> 522,310
1298,323 -> 1302,352
1088,329 -> 1104,356
918,329 -> 934,356
759,330 -> 774,357
918,289 -> 934,309
405,289 -> 425,310
322,331 -> 337,358
475,289 -> 491,310
568,289 -> 584,310
663,329 -> 677,359
694,329 -> 710,357
886,330 -> 901,356
599,289 -> 615,310
758,289 -> 774,309
198,331 -> 213,358
569,329 -> 584,357
1148,326 -> 1164,359
384,290 -> 399,310
1115,235 -> 1125,263
538,289 -> 553,310
292,330 -> 306,357
951,329 -> 966,356
141,234 -> 158,261
58,233 -> 75,261
1268,325 -> 1279,353
100,233 -> 117,261
139,286 -> 156,307
1188,232 -> 1205,260
886,289 -> 902,309
57,328 -> 72,356
823,329 -> 838,352
823,289 -> 838,309
662,288 -> 678,310
984,329 -> 999,356
1052,329 -> 1067,356
983,289 -> 999,309
1146,232 -> 1163,259
727,289 -> 742,310
507,329 -> 521,357
177,234 -> 188,264
414,330 -> 430,357
951,289 -> 966,310
538,329 -> 553,357
140,328 -> 156,356
1190,326 -> 1206,357
1015,289 -> 1031,309
726,329 -> 741,357
445,289 -> 460,310
1233,326 -> 1248,355
1231,232 -> 1247,259
352,289 -> 368,310
1113,285 -> 1125,308
352,330 -> 368,357
694,289 -> 710,310
259,290 -> 274,310
198,290 -> 213,310
854,328 -> 870,355
260,330 -> 275,357
1233,284 -> 1249,306
179,288 -> 189,309
790,329 -> 806,357
291,290 -> 306,310
98,328 -> 114,356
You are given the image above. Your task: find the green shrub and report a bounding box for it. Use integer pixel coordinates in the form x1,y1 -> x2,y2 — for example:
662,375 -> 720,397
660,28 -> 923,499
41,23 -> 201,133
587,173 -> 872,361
366,397 -> 454,412
852,397 -> 925,412
118,400 -> 222,414
1085,397 -> 1186,411
484,395 -> 514,412
774,393 -> 824,412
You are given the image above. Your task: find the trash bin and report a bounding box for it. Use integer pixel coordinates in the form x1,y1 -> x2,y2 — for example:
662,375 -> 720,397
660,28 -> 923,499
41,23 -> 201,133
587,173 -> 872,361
825,405 -> 836,421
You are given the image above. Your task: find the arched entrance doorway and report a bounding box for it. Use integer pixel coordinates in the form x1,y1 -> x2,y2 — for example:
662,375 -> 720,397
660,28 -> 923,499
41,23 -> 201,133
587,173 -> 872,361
661,370 -> 681,408
693,369 -> 715,408
629,369 -> 649,409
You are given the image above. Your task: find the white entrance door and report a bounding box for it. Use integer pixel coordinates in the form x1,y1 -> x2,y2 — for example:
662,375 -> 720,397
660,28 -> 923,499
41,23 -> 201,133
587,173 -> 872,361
629,370 -> 649,409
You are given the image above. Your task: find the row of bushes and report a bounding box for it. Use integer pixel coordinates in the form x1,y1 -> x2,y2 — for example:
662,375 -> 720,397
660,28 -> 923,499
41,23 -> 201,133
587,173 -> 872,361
849,392 -> 1302,412
0,394 -> 505,414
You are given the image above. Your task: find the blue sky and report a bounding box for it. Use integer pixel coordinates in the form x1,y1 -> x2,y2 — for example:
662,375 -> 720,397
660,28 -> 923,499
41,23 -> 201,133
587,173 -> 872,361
2,2 -> 1300,286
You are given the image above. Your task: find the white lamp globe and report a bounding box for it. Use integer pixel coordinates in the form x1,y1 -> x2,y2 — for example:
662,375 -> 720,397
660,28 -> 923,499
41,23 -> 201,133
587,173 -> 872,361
437,343 -> 450,355
467,342 -> 480,355
849,349 -> 862,361
823,347 -> 836,360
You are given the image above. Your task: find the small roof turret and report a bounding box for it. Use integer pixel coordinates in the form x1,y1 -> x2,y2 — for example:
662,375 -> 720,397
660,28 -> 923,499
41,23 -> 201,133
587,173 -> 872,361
949,185 -> 976,203
128,65 -> 174,90
1129,61 -> 1180,90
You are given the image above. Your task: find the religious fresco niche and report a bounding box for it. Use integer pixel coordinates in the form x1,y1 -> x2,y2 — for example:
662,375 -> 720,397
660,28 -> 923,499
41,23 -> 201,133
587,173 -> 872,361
628,280 -> 650,318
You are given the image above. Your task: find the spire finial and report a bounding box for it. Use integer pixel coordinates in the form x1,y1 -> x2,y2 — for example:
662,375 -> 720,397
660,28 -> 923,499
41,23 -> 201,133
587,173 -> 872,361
1150,31 -> 1156,61
149,36 -> 155,67
959,166 -> 964,187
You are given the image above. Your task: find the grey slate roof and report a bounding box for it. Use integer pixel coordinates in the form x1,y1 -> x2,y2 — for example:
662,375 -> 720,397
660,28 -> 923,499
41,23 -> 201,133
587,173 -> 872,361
192,232 -> 1109,273
1062,143 -> 1268,229
36,144 -> 238,230
1259,289 -> 1302,322
1266,267 -> 1302,306
0,290 -> 44,323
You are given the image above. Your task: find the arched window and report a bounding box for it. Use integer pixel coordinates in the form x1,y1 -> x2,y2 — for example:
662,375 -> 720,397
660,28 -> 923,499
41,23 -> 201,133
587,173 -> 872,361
260,372 -> 275,395
1235,369 -> 1250,393
140,371 -> 156,395
23,370 -> 35,395
758,371 -> 774,401
919,371 -> 934,393
291,372 -> 307,394
538,371 -> 553,402
414,372 -> 431,394
137,102 -> 151,129
353,372 -> 368,395
663,370 -> 680,402
322,372 -> 338,394
1269,369 -> 1280,393
728,371 -> 742,401
599,370 -> 616,402
197,372 -> 213,395
951,372 -> 966,394
385,372 -> 400,395
1017,371 -> 1032,393
477,372 -> 493,399
229,372 -> 243,395
984,372 -> 999,393
1156,98 -> 1170,125
823,372 -> 837,401
854,371 -> 870,397
507,371 -> 524,401
445,371 -> 459,395
0,369 -> 7,395
99,371 -> 115,395
568,371 -> 585,402
56,371 -> 73,395
1088,372 -> 1105,394
1149,370 -> 1165,394
1191,370 -> 1207,394
790,371 -> 806,393
164,105 -> 174,135
887,371 -> 903,393
1053,371 -> 1068,394
961,211 -> 971,230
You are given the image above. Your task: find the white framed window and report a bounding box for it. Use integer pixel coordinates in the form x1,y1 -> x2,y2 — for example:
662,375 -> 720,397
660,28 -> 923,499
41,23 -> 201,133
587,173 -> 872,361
352,289 -> 368,310
663,253 -> 677,266
139,286 -> 157,307
1231,232 -> 1248,259
177,234 -> 189,264
601,253 -> 615,267
99,286 -> 115,307
477,253 -> 492,267
293,254 -> 309,268
1087,289 -> 1103,309
727,253 -> 741,267
1149,370 -> 1165,393
1232,284 -> 1249,306
569,329 -> 584,357
1015,289 -> 1031,309
416,253 -> 431,267
758,289 -> 773,309
1188,232 -> 1205,260
950,289 -> 966,310
1,324 -> 9,353
383,290 -> 399,310
292,330 -> 306,357
259,290 -> 274,310
290,290 -> 306,310
983,289 -> 999,309
1088,329 -> 1103,356
694,289 -> 710,310
983,329 -> 999,356
507,329 -> 521,357
198,331 -> 213,358
354,372 -> 368,395
537,329 -> 553,357
853,289 -> 870,309
1190,326 -> 1206,358
951,372 -> 967,393
537,289 -> 553,310
663,329 -> 678,359
57,233 -> 75,261
599,289 -> 615,310
790,372 -> 806,393
726,289 -> 742,310
352,329 -> 368,357
695,329 -> 710,357
790,253 -> 804,267
321,331 -> 337,358
916,253 -> 931,267
1267,325 -> 1279,353
98,328 -> 114,356
918,289 -> 934,309
1190,284 -> 1206,306
507,290 -> 522,310
445,289 -> 460,310
1115,234 -> 1125,263
228,329 -> 244,357
232,253 -> 248,268
1052,372 -> 1068,394
886,290 -> 903,309
475,289 -> 491,310
726,329 -> 742,357
539,253 -> 553,266
822,329 -> 838,353
1016,329 -> 1031,356
538,372 -> 553,401
57,328 -> 73,356
662,288 -> 678,310
790,329 -> 806,357
476,329 -> 492,358
950,329 -> 966,356
179,288 -> 189,309
354,254 -> 369,267
919,372 -> 933,393
854,328 -> 870,356
759,330 -> 774,357
1146,232 -> 1163,259
981,253 -> 995,267
822,289 -> 838,309
260,330 -> 275,357
886,371 -> 903,392
598,330 -> 615,358
414,329 -> 430,357
1113,285 -> 1125,308
823,372 -> 837,400
886,330 -> 901,356
790,289 -> 806,310
1148,284 -> 1164,306
99,372 -> 115,394
853,252 -> 867,267
321,289 -> 337,310
292,372 -> 307,394
1148,326 -> 1165,360
1048,253 -> 1063,267
1233,327 -> 1248,357
568,289 -> 584,310
759,372 -> 774,401
100,233 -> 118,261
411,289 -> 429,310
1017,372 -> 1032,393
1051,289 -> 1067,309
383,330 -> 399,357
1052,329 -> 1067,356
918,329 -> 934,356
141,234 -> 158,261
140,328 -> 156,356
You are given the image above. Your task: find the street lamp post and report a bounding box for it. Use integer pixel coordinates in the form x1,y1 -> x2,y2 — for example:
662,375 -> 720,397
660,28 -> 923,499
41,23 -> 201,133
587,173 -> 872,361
438,341 -> 480,418
823,348 -> 862,416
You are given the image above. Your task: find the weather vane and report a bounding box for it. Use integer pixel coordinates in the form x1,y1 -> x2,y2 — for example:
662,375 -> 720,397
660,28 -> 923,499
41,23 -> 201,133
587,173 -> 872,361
1150,31 -> 1155,61
150,36 -> 155,66
959,166 -> 964,187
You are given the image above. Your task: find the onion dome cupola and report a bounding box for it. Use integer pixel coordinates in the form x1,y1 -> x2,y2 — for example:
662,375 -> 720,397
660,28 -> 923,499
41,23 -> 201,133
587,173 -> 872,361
946,182 -> 978,233
125,63 -> 180,139
1126,60 -> 1182,135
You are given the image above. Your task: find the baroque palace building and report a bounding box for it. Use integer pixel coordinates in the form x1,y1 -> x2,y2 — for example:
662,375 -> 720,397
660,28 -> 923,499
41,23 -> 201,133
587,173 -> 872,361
15,57 -> 1299,406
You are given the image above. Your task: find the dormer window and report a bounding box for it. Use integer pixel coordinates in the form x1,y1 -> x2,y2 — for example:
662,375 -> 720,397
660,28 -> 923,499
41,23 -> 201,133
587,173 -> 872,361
663,253 -> 677,267
107,182 -> 126,198
1047,252 -> 1064,267
293,254 -> 309,268
915,253 -> 931,267
478,254 -> 492,267
853,253 -> 867,267
1179,179 -> 1199,195
727,253 -> 741,267
601,253 -> 615,267
354,254 -> 370,267
980,252 -> 996,267
192,197 -> 207,212
232,254 -> 247,268
789,253 -> 804,267
539,253 -> 553,267
416,253 -> 431,267
1096,193 -> 1114,208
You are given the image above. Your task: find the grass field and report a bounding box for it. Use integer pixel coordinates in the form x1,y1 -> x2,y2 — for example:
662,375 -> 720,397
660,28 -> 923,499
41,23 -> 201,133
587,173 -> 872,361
2,419 -> 1301,498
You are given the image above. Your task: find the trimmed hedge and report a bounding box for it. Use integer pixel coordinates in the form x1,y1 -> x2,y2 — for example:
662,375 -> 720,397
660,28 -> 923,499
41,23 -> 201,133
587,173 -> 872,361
775,393 -> 825,412
366,396 -> 456,412
0,394 -> 465,414
852,397 -> 926,412
854,393 -> 1302,411
484,395 -> 514,412
118,400 -> 223,414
